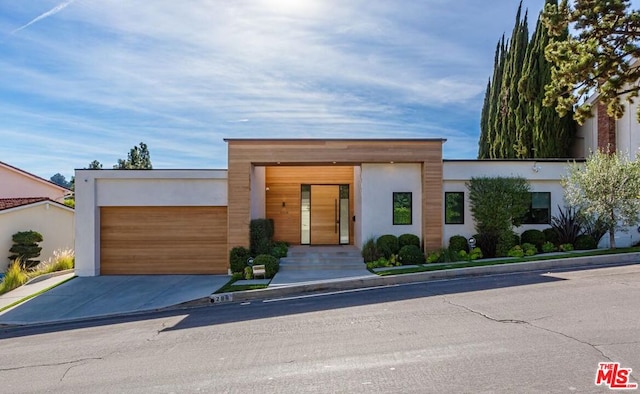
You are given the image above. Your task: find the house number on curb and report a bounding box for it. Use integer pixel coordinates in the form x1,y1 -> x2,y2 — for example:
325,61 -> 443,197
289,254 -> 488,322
211,294 -> 233,303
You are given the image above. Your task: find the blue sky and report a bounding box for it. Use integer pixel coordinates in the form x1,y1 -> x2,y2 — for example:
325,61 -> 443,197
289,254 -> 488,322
0,1 -> 616,179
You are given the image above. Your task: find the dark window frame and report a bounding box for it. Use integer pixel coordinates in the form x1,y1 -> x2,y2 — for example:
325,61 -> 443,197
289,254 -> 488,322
445,192 -> 465,225
393,192 -> 412,225
522,192 -> 551,225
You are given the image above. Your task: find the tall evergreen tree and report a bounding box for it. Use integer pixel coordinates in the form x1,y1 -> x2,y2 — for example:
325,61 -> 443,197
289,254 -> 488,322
478,0 -> 576,159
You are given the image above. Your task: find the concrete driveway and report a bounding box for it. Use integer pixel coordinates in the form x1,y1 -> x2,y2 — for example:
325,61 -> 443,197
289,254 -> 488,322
0,275 -> 229,326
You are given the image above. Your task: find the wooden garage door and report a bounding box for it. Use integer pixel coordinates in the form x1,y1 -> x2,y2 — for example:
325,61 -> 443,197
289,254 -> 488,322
100,206 -> 227,275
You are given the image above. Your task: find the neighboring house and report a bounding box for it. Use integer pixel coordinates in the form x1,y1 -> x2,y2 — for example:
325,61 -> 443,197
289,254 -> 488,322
573,92 -> 640,158
75,139 -> 581,277
0,198 -> 75,272
0,161 -> 71,202
0,161 -> 74,272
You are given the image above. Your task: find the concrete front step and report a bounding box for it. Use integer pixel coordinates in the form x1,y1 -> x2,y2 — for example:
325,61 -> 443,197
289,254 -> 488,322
279,262 -> 366,271
280,246 -> 365,271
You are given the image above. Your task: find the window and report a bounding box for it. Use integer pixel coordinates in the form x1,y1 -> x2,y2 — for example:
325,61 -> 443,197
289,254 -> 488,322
445,192 -> 464,224
393,192 -> 412,225
523,192 -> 551,224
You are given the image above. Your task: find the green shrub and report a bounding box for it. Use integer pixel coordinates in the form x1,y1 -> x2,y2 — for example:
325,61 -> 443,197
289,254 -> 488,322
250,219 -> 274,256
559,243 -> 574,252
543,228 -> 559,245
521,242 -> 537,256
426,250 -> 441,264
244,266 -> 253,280
230,246 -> 251,273
270,241 -> 288,258
574,234 -> 597,250
496,231 -> 519,257
521,229 -> 545,251
507,245 -> 525,258
376,235 -> 399,259
231,272 -> 243,281
448,235 -> 468,254
542,241 -> 557,253
366,257 -> 395,270
8,230 -> 43,270
0,260 -> 29,295
361,238 -> 380,263
398,234 -> 420,248
253,254 -> 279,278
398,245 -> 425,265
469,247 -> 483,260
551,206 -> 582,246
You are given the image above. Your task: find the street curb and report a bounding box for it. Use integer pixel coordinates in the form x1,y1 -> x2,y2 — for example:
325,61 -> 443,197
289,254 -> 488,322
212,252 -> 640,303
24,270 -> 75,285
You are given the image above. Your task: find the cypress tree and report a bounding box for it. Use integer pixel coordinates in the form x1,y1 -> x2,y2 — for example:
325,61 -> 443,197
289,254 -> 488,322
478,0 -> 576,159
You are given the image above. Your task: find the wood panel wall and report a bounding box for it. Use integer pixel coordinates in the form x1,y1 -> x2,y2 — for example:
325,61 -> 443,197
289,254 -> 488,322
265,166 -> 354,244
100,206 -> 228,274
226,139 -> 445,253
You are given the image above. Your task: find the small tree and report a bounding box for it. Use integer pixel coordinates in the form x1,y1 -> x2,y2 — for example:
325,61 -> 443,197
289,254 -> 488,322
114,142 -> 152,169
467,177 -> 531,257
8,231 -> 43,270
563,150 -> 640,249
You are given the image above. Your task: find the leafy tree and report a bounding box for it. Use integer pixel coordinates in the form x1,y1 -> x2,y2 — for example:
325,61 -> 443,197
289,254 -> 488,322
88,160 -> 103,169
8,231 -> 43,270
467,177 -> 531,257
543,0 -> 640,123
563,149 -> 640,249
114,142 -> 152,169
49,173 -> 70,188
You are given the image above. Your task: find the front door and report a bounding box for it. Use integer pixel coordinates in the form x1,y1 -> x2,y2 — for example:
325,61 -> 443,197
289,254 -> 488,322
310,185 -> 340,244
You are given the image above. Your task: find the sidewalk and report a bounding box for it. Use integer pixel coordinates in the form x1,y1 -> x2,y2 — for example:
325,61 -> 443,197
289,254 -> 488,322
0,271 -> 75,312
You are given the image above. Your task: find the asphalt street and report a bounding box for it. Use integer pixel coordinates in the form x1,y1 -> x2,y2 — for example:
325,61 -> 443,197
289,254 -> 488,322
0,263 -> 639,393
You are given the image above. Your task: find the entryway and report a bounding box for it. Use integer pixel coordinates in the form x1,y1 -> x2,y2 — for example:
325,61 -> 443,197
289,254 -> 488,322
301,184 -> 350,245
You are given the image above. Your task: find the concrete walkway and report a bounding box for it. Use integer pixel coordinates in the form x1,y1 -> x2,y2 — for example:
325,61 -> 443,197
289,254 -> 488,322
0,274 -> 230,326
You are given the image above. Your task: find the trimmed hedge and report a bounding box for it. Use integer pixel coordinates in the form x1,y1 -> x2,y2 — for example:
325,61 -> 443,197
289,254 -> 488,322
574,234 -> 597,250
250,219 -> 274,256
448,235 -> 468,253
376,235 -> 399,259
543,227 -> 559,245
361,238 -> 380,263
398,234 -> 420,248
398,245 -> 425,265
253,254 -> 279,278
230,246 -> 251,273
521,229 -> 545,251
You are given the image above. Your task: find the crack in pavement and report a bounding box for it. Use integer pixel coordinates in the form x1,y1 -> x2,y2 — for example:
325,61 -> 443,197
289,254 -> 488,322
441,297 -> 632,377
0,357 -> 103,372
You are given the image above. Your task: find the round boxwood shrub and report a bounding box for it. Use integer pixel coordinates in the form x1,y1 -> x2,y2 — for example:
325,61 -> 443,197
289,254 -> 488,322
398,234 -> 420,248
253,254 -> 279,278
398,245 -> 425,265
521,229 -> 545,251
574,234 -> 597,250
230,246 -> 251,273
543,228 -> 559,245
448,235 -> 468,254
376,235 -> 399,259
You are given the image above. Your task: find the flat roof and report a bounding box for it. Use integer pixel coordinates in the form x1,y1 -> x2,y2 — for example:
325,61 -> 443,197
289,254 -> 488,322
224,138 -> 447,142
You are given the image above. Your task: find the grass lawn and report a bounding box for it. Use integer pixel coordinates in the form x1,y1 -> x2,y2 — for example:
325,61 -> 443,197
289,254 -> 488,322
214,278 -> 269,294
374,247 -> 640,276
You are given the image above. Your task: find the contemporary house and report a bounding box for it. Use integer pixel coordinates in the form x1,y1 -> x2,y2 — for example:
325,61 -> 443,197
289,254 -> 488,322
75,139 -> 577,277
0,161 -> 74,272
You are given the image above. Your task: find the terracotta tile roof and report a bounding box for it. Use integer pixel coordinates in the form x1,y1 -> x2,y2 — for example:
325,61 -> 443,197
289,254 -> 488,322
0,197 -> 50,211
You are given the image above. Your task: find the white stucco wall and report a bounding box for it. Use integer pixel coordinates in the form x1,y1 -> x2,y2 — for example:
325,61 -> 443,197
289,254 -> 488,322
0,165 -> 69,201
443,160 -> 571,247
250,166 -> 266,219
360,163 -> 422,243
0,202 -> 74,272
353,166 -> 362,248
75,170 -> 228,276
